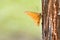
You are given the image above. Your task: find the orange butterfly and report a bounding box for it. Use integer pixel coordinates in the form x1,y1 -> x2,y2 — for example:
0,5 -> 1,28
25,11 -> 42,26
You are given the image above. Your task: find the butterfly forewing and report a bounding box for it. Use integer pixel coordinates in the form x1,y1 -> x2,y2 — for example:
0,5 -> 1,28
25,11 -> 41,26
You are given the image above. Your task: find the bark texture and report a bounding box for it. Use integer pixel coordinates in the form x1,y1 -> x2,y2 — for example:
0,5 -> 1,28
42,0 -> 59,40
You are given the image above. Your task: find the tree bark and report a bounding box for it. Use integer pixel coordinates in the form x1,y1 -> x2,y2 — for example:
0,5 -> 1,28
42,0 -> 59,40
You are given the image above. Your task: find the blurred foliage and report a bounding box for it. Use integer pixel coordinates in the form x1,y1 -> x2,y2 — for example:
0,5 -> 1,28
0,0 -> 42,36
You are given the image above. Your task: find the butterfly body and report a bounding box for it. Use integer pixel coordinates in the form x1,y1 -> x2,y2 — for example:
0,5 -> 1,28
25,11 -> 41,26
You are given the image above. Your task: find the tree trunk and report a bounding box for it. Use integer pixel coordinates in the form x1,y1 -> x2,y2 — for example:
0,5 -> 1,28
42,0 -> 59,40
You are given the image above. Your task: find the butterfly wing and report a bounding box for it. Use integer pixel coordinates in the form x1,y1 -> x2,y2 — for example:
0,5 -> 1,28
25,11 -> 41,26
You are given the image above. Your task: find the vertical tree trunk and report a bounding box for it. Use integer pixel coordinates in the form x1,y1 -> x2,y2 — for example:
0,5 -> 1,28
42,0 -> 59,40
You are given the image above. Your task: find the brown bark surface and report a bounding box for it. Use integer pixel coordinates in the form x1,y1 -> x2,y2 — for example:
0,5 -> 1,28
57,15 -> 60,40
42,0 -> 59,40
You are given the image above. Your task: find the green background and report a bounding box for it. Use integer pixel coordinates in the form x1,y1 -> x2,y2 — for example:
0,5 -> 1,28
0,0 -> 42,38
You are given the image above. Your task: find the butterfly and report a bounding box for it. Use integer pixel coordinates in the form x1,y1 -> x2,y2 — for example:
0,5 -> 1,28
25,11 -> 42,26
